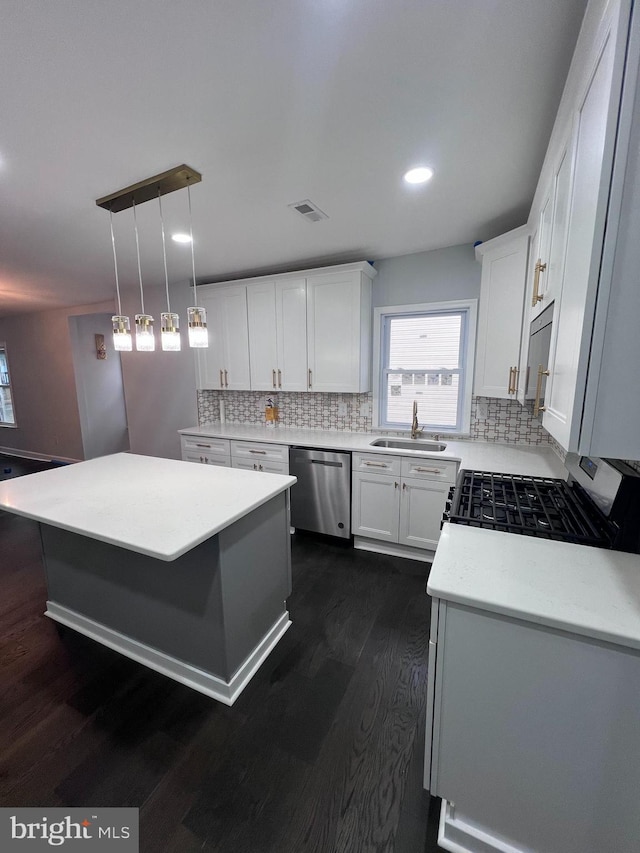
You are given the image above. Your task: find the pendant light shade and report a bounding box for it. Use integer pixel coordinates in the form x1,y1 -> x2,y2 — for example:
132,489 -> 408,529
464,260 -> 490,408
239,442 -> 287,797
135,314 -> 155,351
186,183 -> 208,348
187,306 -> 208,347
161,312 -> 181,351
112,315 -> 132,351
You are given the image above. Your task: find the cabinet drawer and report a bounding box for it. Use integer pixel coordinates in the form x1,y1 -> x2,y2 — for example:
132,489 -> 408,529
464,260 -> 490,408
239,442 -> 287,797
230,440 -> 288,463
181,435 -> 230,458
352,452 -> 402,476
183,451 -> 230,467
231,457 -> 289,474
401,457 -> 458,483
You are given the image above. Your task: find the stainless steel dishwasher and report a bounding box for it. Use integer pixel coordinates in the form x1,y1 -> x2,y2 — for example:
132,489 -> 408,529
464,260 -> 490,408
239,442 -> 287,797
289,448 -> 351,538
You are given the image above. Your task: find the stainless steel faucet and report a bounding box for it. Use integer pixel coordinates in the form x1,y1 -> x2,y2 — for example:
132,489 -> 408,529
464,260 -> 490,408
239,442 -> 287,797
411,400 -> 422,439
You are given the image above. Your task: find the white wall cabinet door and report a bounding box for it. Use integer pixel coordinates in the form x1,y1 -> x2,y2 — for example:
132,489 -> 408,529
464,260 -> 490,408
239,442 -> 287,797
247,282 -> 279,392
474,227 -> 529,399
530,188 -> 554,319
543,19 -> 617,449
352,471 -> 400,542
306,270 -> 371,392
275,278 -> 308,391
398,477 -> 448,550
197,285 -> 251,390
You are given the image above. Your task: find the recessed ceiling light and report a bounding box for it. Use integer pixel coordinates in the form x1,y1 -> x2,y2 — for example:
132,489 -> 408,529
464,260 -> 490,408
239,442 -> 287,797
403,166 -> 434,185
171,233 -> 192,244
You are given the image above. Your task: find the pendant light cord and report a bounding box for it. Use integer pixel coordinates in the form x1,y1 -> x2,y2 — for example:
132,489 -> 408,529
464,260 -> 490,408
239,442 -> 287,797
109,209 -> 123,316
132,198 -> 145,315
158,190 -> 171,313
187,183 -> 197,304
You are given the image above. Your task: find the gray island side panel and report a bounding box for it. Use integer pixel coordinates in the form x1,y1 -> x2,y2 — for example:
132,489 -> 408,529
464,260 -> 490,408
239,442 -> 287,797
39,491 -> 291,682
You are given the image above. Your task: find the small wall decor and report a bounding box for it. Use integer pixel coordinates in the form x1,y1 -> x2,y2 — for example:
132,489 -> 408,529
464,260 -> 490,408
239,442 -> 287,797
95,334 -> 107,360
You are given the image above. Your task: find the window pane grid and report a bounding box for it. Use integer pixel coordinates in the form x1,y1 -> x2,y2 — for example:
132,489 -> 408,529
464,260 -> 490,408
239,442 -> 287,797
0,346 -> 16,426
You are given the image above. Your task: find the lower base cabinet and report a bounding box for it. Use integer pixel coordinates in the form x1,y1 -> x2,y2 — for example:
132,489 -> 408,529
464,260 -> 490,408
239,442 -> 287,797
352,453 -> 457,551
426,598 -> 640,853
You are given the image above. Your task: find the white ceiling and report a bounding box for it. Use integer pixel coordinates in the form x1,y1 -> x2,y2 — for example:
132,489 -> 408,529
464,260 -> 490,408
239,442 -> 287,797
0,0 -> 588,317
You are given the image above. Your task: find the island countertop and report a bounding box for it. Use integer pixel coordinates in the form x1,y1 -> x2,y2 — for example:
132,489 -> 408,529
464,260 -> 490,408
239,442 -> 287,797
0,452 -> 296,561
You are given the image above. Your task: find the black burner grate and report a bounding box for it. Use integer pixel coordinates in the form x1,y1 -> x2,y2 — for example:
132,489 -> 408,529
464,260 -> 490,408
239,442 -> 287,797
448,470 -> 612,546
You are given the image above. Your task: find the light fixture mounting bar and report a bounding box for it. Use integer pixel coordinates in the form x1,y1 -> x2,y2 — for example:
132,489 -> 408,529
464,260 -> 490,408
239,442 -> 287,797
96,165 -> 202,213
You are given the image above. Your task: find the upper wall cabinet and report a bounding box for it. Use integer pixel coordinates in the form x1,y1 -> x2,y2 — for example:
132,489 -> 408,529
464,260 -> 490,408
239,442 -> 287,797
197,262 -> 376,394
246,278 -> 308,392
306,269 -> 373,393
541,0 -> 632,452
474,226 -> 530,399
197,285 -> 251,390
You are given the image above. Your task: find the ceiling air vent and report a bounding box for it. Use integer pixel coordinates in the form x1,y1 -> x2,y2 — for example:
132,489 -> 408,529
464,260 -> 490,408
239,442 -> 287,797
288,199 -> 328,223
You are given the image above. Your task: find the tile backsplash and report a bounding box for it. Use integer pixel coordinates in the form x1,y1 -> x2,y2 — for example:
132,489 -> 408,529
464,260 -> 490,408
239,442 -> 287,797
197,391 -> 553,446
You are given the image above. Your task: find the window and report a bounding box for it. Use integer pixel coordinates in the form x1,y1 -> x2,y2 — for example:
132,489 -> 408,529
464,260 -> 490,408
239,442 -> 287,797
373,300 -> 477,433
0,344 -> 16,426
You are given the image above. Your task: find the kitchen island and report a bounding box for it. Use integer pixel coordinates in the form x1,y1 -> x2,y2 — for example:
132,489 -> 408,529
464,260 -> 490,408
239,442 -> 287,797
0,453 -> 296,704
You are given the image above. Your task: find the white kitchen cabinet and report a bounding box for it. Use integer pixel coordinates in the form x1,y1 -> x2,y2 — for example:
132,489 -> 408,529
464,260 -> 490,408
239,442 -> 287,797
230,439 -> 289,474
247,278 -> 308,392
426,597 -> 640,853
197,285 -> 251,390
180,434 -> 231,466
306,268 -> 373,392
543,0 -> 625,450
352,452 -> 456,556
473,226 -> 529,399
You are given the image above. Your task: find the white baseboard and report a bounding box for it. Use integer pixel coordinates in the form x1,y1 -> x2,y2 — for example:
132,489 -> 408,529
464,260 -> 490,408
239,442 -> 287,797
45,601 -> 291,705
438,801 -> 525,853
353,536 -> 434,563
0,447 -> 80,464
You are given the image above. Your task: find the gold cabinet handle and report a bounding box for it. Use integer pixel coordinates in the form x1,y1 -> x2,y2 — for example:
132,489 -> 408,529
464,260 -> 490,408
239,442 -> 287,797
308,368 -> 312,388
195,443 -> 211,448
402,483 -> 407,490
532,259 -> 547,306
363,460 -> 388,468
219,369 -> 224,389
507,366 -> 519,395
248,449 -> 267,454
395,481 -> 399,488
415,467 -> 442,474
259,464 -> 263,471
514,367 -> 519,394
507,366 -> 514,394
278,369 -> 282,388
272,368 -> 276,389
533,364 -> 550,417
224,369 -> 229,387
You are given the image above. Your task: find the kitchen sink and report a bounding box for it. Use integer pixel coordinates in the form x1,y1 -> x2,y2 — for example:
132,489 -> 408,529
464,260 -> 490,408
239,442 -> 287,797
369,438 -> 448,452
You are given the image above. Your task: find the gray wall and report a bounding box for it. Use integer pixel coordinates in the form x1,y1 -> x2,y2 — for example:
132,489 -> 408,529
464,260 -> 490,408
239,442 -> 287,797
372,243 -> 480,307
68,312 -> 129,459
118,279 -> 199,460
0,300 -> 115,461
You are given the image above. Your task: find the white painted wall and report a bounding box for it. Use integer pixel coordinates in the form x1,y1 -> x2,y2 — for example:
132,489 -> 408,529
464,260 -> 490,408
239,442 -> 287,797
0,300 -> 115,461
372,243 -> 481,307
68,312 -> 129,459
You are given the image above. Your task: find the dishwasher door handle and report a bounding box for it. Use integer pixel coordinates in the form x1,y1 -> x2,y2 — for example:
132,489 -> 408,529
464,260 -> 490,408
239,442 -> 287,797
310,459 -> 342,467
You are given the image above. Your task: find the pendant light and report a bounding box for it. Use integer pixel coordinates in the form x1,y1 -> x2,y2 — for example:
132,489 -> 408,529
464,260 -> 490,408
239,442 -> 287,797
158,190 -> 180,351
186,183 -> 208,348
132,198 -> 155,352
109,209 -> 132,351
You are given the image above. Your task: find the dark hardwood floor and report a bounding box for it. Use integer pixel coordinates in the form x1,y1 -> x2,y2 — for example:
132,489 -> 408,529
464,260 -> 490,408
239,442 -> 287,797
0,455 -> 442,852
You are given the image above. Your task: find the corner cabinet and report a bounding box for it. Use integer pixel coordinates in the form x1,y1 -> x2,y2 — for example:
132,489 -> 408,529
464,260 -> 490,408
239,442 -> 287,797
473,227 -> 530,399
196,262 -> 376,395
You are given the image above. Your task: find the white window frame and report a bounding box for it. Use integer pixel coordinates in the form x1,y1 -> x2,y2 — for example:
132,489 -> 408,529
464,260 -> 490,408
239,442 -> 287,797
0,342 -> 17,427
372,300 -> 477,434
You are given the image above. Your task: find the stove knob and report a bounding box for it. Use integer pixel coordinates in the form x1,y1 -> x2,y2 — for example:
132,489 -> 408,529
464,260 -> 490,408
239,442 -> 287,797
447,486 -> 455,501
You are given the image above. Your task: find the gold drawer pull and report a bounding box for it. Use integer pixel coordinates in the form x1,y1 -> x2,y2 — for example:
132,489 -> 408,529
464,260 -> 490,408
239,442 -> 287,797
533,364 -> 550,417
248,449 -> 267,455
363,461 -> 388,468
196,443 -> 211,448
415,467 -> 442,474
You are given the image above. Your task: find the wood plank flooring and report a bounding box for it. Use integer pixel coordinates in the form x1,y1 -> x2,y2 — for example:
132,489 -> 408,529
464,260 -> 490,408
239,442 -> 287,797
0,456 -> 443,852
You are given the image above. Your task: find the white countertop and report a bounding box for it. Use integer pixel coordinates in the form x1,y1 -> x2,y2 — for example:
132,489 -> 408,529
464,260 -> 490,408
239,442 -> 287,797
429,524 -> 640,651
180,423 -> 566,478
0,453 -> 296,562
